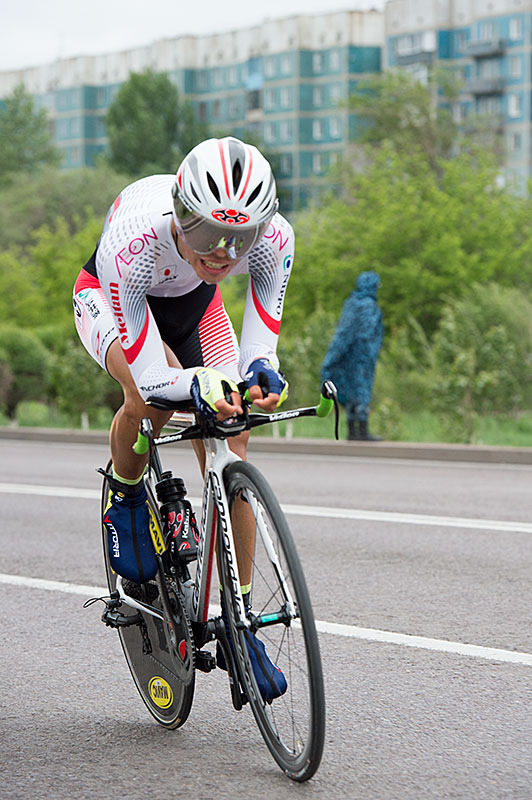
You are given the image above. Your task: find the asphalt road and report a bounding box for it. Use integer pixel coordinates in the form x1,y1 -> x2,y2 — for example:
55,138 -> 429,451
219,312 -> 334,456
1,439 -> 531,799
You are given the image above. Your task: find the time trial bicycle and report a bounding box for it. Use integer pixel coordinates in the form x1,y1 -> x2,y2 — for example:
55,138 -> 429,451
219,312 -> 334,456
93,380 -> 338,782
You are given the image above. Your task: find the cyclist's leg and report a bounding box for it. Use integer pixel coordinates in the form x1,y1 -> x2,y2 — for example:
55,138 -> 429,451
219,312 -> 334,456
73,270 -> 176,479
105,339 -> 178,480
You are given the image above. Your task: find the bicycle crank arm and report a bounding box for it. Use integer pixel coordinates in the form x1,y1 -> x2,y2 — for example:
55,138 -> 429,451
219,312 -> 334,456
214,617 -> 247,711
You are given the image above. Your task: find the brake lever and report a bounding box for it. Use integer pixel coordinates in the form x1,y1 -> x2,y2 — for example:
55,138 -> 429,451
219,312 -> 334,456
320,380 -> 340,440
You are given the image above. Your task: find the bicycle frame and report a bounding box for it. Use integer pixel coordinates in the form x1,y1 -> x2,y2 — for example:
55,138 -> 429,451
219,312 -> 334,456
112,379 -> 339,640
112,426 -> 252,642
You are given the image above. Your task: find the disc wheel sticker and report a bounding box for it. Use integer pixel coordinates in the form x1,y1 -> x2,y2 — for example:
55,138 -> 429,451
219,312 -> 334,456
148,676 -> 174,708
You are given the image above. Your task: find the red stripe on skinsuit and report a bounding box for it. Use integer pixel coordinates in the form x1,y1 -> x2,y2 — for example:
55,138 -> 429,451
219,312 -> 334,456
74,268 -> 101,293
108,194 -> 121,223
251,282 -> 281,335
122,310 -> 150,365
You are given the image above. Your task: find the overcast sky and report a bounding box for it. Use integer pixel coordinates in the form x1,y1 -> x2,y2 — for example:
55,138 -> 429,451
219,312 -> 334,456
2,0 -> 386,72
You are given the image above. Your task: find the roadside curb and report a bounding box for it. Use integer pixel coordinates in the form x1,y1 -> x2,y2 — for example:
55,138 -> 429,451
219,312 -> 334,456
2,426 -> 532,464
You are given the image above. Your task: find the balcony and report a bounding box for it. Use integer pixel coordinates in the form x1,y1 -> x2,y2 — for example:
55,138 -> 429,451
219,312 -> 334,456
466,76 -> 505,95
462,38 -> 506,58
395,50 -> 435,67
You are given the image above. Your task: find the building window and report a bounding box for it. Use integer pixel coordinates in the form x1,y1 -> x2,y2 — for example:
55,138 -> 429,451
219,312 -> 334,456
198,102 -> 206,121
313,52 -> 324,73
329,117 -> 341,138
264,89 -> 275,110
264,122 -> 275,143
510,132 -> 522,152
280,153 -> 293,176
395,33 -> 422,57
478,95 -> 500,115
213,70 -> 223,88
454,31 -> 466,53
479,58 -> 499,78
228,66 -> 237,85
264,57 -> 275,78
479,21 -> 496,41
213,100 -> 220,119
508,93 -> 522,118
510,56 -> 522,79
279,120 -> 292,141
197,72 -> 207,90
280,87 -> 291,108
313,86 -> 324,107
509,17 -> 523,41
330,49 -> 341,71
312,153 -> 323,174
280,54 -> 292,75
330,84 -> 342,104
247,90 -> 261,110
313,118 -> 324,140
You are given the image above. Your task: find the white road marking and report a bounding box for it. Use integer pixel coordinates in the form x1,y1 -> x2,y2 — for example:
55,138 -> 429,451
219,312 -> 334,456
1,481 -> 532,534
1,572 -> 530,666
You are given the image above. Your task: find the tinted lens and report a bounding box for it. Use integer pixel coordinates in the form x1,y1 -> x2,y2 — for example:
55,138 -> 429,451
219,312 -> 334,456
174,198 -> 268,257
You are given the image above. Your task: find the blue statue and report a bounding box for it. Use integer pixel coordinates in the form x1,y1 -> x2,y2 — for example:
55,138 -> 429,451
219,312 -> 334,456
322,271 -> 384,440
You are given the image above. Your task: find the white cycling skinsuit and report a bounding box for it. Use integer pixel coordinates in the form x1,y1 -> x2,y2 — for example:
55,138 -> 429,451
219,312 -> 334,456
73,174 -> 294,400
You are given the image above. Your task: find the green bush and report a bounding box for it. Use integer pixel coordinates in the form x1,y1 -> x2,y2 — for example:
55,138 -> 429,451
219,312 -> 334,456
0,326 -> 51,416
430,283 -> 532,441
15,400 -> 52,427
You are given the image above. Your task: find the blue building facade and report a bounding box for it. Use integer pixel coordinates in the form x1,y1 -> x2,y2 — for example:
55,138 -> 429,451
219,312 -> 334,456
0,10 -> 383,211
385,1 -> 532,191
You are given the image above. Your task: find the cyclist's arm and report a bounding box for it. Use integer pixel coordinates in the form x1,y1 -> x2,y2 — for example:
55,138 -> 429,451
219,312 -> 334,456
239,214 -> 294,378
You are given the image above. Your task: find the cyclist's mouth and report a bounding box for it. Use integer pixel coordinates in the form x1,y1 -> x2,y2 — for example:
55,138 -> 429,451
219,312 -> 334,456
200,259 -> 232,275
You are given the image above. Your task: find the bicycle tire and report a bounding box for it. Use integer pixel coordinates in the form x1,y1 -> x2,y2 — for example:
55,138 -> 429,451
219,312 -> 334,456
219,461 -> 325,781
101,463 -> 195,729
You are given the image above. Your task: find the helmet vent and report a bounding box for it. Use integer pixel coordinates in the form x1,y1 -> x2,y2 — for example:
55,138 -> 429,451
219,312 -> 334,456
206,172 -> 221,202
232,160 -> 242,194
245,182 -> 262,207
190,183 -> 201,203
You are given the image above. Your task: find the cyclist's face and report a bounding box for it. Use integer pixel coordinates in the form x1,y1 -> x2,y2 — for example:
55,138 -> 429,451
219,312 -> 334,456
175,229 -> 240,284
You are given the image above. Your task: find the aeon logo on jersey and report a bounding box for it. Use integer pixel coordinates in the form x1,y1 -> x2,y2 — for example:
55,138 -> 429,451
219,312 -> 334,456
211,208 -> 250,225
114,228 -> 158,276
264,223 -> 290,252
109,283 -> 129,345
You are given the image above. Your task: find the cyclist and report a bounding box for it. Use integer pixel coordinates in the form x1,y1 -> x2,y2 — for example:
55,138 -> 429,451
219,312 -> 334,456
73,136 -> 292,701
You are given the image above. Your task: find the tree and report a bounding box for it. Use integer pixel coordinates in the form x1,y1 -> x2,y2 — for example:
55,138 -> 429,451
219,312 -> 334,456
0,84 -> 60,183
0,327 -> 51,417
0,164 -> 128,250
0,214 -> 103,329
288,144 -> 531,337
348,70 -> 459,170
106,70 -> 209,176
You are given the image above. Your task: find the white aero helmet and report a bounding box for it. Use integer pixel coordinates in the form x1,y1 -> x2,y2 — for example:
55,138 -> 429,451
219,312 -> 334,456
172,136 -> 279,260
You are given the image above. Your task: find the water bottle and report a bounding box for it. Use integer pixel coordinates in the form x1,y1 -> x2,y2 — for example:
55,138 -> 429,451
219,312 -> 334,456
155,472 -> 199,563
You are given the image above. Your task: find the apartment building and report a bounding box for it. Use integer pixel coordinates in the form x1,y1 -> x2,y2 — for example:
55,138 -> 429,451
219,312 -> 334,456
0,9 -> 383,210
385,0 -> 532,190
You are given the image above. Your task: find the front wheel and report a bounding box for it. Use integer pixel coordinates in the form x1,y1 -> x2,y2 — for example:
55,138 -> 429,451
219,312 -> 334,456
220,461 -> 325,781
101,463 -> 195,728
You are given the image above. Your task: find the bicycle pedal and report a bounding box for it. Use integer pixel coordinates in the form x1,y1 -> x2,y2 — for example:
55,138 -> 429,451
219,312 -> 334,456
102,608 -> 142,628
195,650 -> 217,673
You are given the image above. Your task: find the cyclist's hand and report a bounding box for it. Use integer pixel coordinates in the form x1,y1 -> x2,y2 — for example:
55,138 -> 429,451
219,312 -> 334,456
245,358 -> 289,412
191,368 -> 242,421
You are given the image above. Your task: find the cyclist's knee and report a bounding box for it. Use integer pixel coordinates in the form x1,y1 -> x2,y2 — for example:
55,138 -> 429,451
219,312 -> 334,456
228,431 -> 249,461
